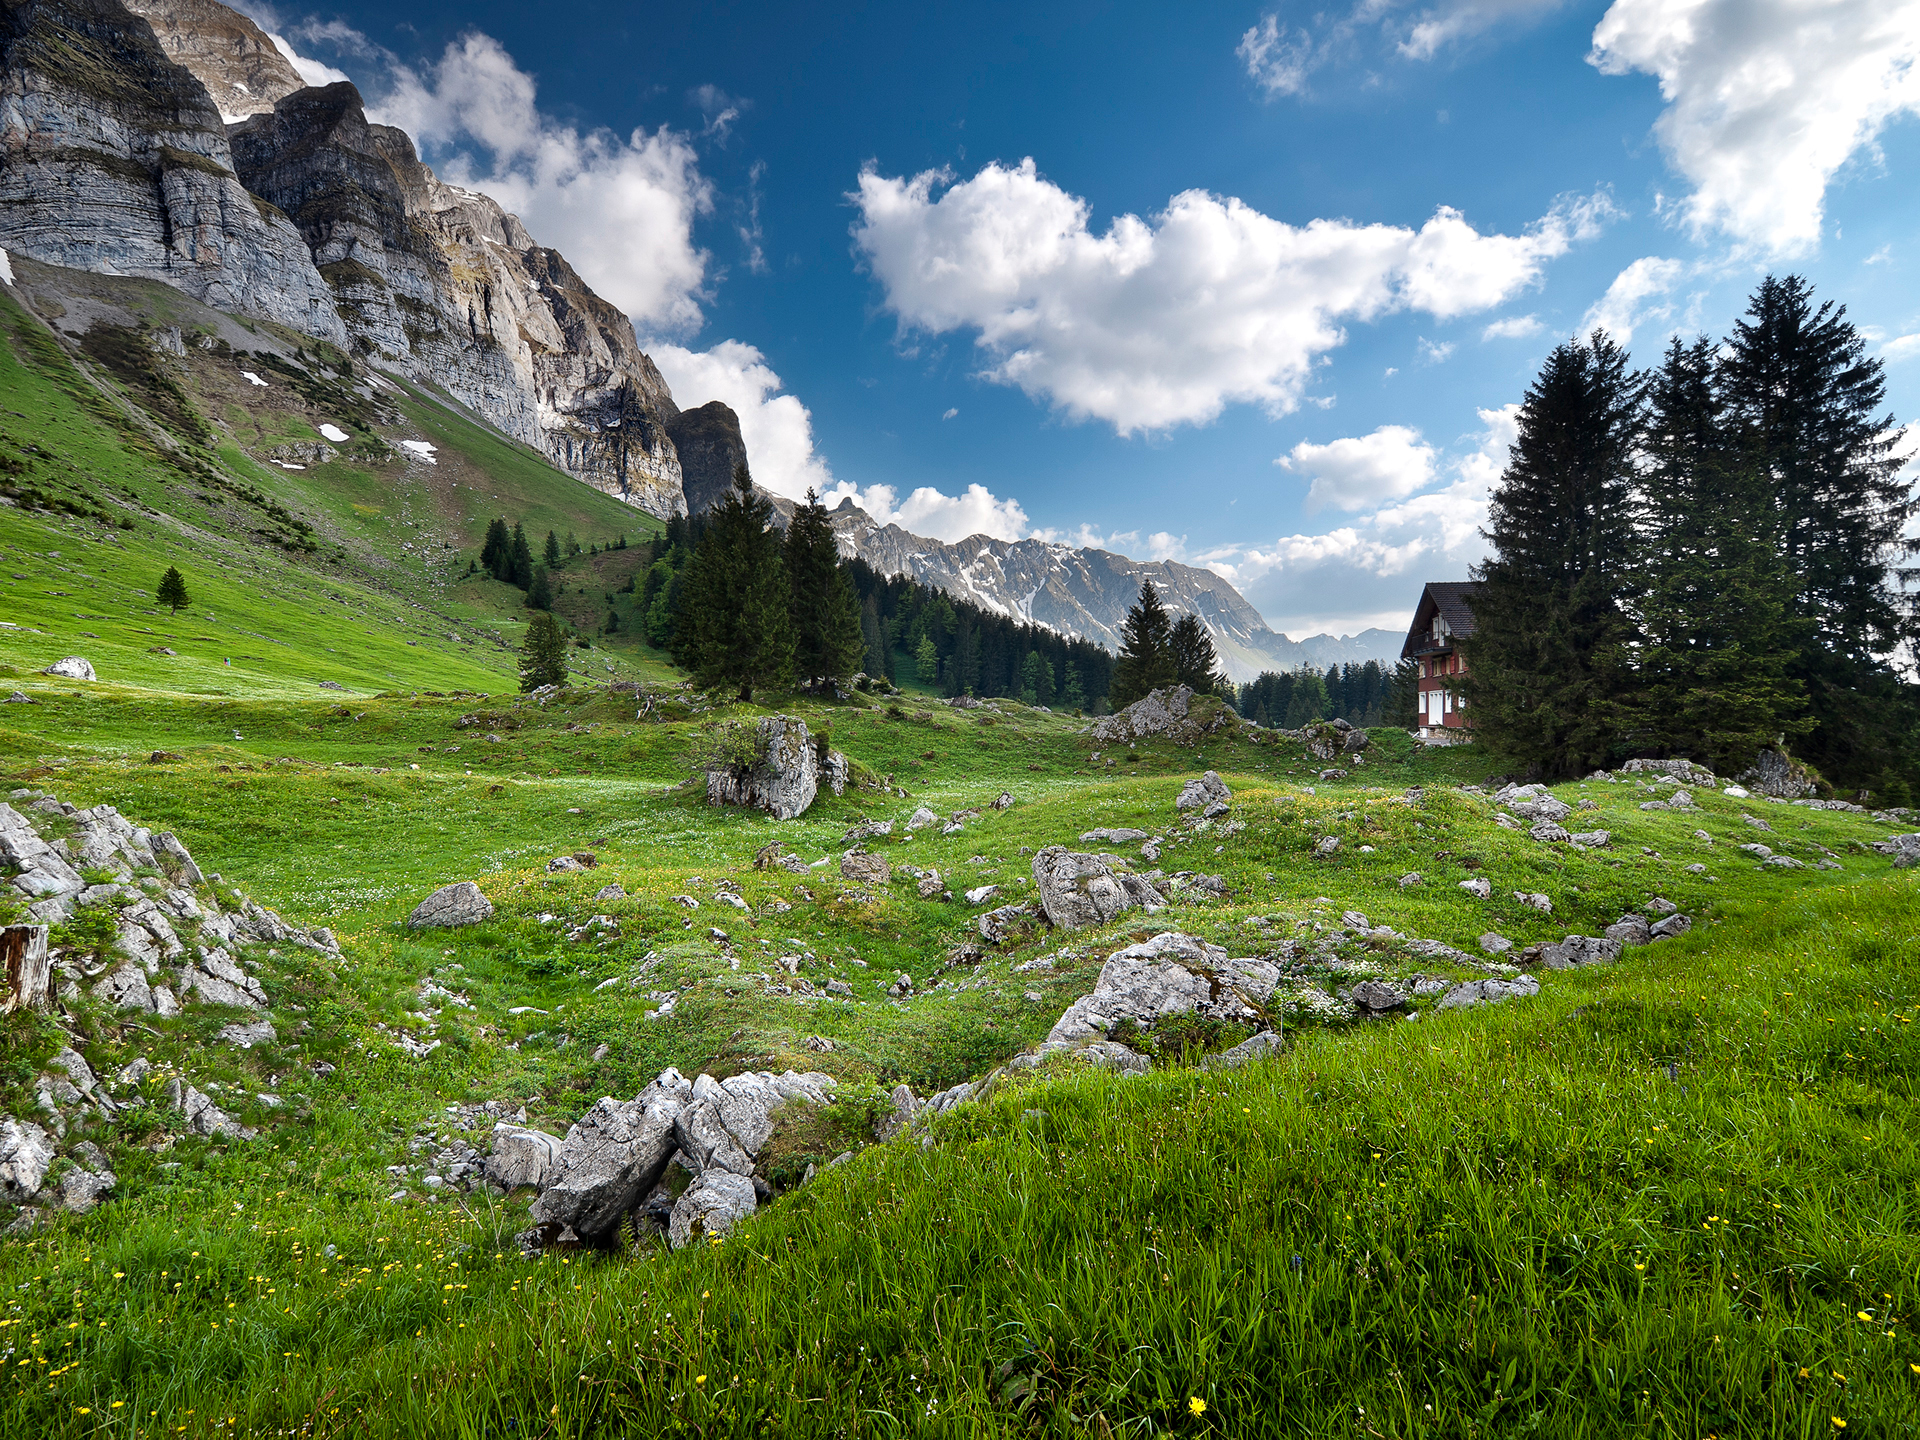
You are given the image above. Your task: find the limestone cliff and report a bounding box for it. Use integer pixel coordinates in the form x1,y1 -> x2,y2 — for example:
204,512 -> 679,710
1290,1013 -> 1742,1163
0,0 -> 346,342
664,400 -> 748,515
120,0 -> 302,120
225,81 -> 684,517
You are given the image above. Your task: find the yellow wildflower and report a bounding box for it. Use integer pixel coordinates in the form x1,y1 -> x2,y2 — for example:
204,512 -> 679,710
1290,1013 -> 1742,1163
1188,1397 -> 1206,1416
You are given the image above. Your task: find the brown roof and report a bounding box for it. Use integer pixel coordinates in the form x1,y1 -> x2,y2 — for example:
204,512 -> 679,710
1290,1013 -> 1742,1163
1400,581 -> 1480,659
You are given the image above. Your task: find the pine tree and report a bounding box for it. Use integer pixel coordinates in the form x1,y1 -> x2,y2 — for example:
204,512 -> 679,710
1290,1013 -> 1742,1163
1019,651 -> 1054,706
1283,668 -> 1329,727
510,523 -> 533,589
481,518 -> 512,580
672,465 -> 795,700
1109,579 -> 1176,707
1062,662 -> 1087,712
566,531 -> 580,557
1460,333 -> 1643,778
155,566 -> 190,614
1719,275 -> 1916,788
860,594 -> 889,680
1633,335 -> 1811,772
518,612 -> 570,692
526,566 -> 553,611
544,530 -> 562,568
1383,659 -> 1419,728
1169,613 -> 1227,695
914,635 -> 939,683
784,489 -> 866,687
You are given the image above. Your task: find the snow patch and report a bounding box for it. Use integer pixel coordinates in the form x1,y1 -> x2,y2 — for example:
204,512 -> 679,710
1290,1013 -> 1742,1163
0,248 -> 13,286
401,440 -> 438,464
240,371 -> 268,388
318,424 -> 350,443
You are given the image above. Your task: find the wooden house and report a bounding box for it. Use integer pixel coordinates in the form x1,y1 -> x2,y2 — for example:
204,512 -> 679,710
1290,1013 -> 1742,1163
1400,581 -> 1478,739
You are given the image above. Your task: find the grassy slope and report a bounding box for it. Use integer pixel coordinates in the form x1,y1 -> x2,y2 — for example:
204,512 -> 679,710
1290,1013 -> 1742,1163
0,673 -> 1913,1434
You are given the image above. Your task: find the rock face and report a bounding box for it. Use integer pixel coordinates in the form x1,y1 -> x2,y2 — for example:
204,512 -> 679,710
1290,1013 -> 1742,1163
675,1070 -> 835,1177
0,0 -> 347,341
1737,748 -> 1819,799
121,0 -> 304,120
1045,930 -> 1281,1051
225,81 -> 686,517
1089,686 -> 1236,746
485,1123 -> 564,1192
0,1117 -> 54,1200
530,1080 -> 689,1241
706,717 -> 849,821
1030,847 -> 1164,931
665,401 -> 749,516
406,881 -> 494,929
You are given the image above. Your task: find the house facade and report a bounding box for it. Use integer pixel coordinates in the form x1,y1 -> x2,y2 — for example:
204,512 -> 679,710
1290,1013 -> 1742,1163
1401,581 -> 1479,740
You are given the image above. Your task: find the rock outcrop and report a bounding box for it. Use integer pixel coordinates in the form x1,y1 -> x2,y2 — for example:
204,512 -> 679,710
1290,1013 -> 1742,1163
1088,687 -> 1237,746
1030,846 -> 1164,931
665,401 -> 749,516
0,0 -> 347,341
121,0 -> 304,120
706,716 -> 849,821
1737,748 -> 1820,799
406,881 -> 494,929
1046,931 -> 1281,1050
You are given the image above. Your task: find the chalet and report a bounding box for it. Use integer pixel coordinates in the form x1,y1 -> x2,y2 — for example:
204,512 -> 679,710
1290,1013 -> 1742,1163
1401,581 -> 1479,739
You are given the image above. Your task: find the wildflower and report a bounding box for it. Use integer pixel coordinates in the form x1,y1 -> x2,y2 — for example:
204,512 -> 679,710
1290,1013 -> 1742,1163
696,1375 -> 707,1385
1858,1312 -> 1871,1322
1189,1397 -> 1206,1416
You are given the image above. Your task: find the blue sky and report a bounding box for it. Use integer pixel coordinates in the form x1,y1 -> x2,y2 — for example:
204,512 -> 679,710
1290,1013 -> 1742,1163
247,0 -> 1920,637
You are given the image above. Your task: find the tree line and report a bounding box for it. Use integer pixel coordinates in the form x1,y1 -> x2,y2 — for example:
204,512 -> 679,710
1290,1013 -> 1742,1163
478,518 -> 630,613
1235,660 -> 1400,728
1460,275 -> 1918,801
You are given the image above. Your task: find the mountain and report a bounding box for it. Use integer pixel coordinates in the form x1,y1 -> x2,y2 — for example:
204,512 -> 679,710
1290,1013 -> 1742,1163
811,497 -> 1405,682
0,0 -> 688,518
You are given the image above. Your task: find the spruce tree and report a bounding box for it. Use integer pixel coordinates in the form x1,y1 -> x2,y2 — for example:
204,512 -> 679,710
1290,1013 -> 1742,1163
526,566 -> 552,611
860,594 -> 889,680
481,518 -> 512,580
672,465 -> 795,700
1719,275 -> 1916,788
518,612 -> 570,692
1062,662 -> 1087,712
1460,333 -> 1643,778
914,635 -> 939,684
1383,659 -> 1418,729
1170,613 -> 1227,695
155,566 -> 190,614
510,523 -> 533,589
544,530 -> 562,568
784,489 -> 866,687
1109,579 -> 1176,707
1633,335 -> 1811,772
1283,668 -> 1328,727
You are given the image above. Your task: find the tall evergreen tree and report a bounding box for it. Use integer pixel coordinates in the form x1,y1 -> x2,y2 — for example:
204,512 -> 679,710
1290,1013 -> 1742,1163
518,612 -> 570,692
1461,332 -> 1643,778
914,635 -> 940,684
1062,662 -> 1087,712
480,518 -> 512,580
509,523 -> 533,590
1109,580 -> 1176,707
1633,335 -> 1811,771
1718,275 -> 1916,787
155,566 -> 190,614
784,489 -> 866,687
860,594 -> 889,680
526,566 -> 552,611
672,465 -> 795,700
544,530 -> 563,568
1383,659 -> 1419,729
1283,668 -> 1329,727
1169,613 -> 1229,695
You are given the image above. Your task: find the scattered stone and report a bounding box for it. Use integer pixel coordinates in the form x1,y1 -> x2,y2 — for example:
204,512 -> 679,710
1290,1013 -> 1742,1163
1350,980 -> 1408,1014
905,806 -> 940,831
594,884 -> 627,902
668,1170 -> 757,1249
1046,931 -> 1280,1048
964,884 -> 1000,906
978,901 -> 1040,944
839,850 -> 891,886
1513,892 -> 1552,912
406,881 -> 493,928
1533,934 -> 1623,969
1458,877 -> 1492,899
0,1117 -> 55,1200
991,792 -> 1015,810
1087,686 -> 1234,746
1650,913 -> 1693,941
1315,836 -> 1341,855
1080,828 -> 1150,844
216,1019 -> 276,1048
1569,830 -> 1611,848
1604,915 -> 1651,947
42,656 -> 95,681
1645,897 -> 1678,915
1529,821 -> 1571,843
1736,748 -> 1818,799
1478,933 -> 1512,955
1175,772 -> 1231,814
1030,847 -> 1164,931
1764,855 -> 1806,870
1200,1030 -> 1286,1069
1437,976 -> 1540,1010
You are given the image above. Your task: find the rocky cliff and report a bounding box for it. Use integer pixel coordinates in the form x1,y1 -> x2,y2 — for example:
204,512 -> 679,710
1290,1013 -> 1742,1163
120,0 -> 303,120
0,0 -> 346,342
820,499 -> 1401,681
665,400 -> 749,515
226,81 -> 684,516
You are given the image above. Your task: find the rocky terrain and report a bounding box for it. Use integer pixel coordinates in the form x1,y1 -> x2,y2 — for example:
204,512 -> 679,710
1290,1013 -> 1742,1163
122,0 -> 304,120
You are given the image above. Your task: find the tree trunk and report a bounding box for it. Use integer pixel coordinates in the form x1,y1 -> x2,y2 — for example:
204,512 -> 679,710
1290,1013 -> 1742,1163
0,926 -> 51,1014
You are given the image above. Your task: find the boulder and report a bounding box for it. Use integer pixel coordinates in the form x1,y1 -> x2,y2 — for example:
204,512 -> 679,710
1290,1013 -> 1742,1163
485,1124 -> 564,1191
1350,980 -> 1409,1014
1513,892 -> 1552,912
1030,847 -> 1164,931
1436,976 -> 1540,1010
1175,772 -> 1232,814
530,1073 -> 690,1241
1529,821 -> 1571,843
1199,1030 -> 1286,1069
668,1170 -> 758,1249
1047,932 -> 1280,1047
1478,932 -> 1512,954
1650,913 -> 1693,941
1736,748 -> 1819,799
216,1019 -> 276,1048
963,884 -> 1000,906
674,1070 -> 835,1178
1458,877 -> 1491,899
1079,828 -> 1150,844
42,657 -> 95,681
0,1117 -> 55,1201
1569,830 -> 1611,848
705,717 -> 847,821
905,806 -> 940,831
57,1161 -> 115,1215
93,964 -> 154,1013
1604,915 -> 1652,947
839,850 -> 891,886
1620,757 -> 1717,787
1884,834 -> 1920,868
1534,934 -> 1623,969
978,901 -> 1040,944
407,881 -> 494,929
180,949 -> 267,1009
1301,721 -> 1349,762
172,1082 -> 253,1140
1088,686 -> 1200,745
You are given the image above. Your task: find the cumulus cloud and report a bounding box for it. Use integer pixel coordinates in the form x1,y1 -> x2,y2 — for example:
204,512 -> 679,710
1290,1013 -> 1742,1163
1238,15 -> 1316,95
851,158 -> 1610,434
1590,0 -> 1920,255
1481,313 -> 1544,340
836,482 -> 1032,544
1580,255 -> 1686,343
1237,1 -> 1564,95
648,339 -> 834,500
264,30 -> 351,88
1281,425 -> 1439,513
1210,404 -> 1517,633
1883,334 -> 1920,363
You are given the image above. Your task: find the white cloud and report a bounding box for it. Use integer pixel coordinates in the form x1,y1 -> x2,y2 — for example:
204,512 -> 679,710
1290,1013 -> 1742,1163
265,31 -> 351,88
649,340 -> 834,499
1883,334 -> 1920,362
1418,337 -> 1456,363
1281,425 -> 1439,513
1580,255 -> 1685,342
1399,0 -> 1568,60
1481,313 -> 1544,340
1590,0 -> 1920,256
349,32 -> 712,332
851,158 -> 1610,434
1238,15 -> 1316,95
941,407 -> 958,420
1237,1 -> 1563,95
834,482 -> 1032,544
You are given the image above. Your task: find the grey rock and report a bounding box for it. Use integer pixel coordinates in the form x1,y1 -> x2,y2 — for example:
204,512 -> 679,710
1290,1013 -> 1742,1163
1512,796 -> 1573,824
978,901 -> 1040,944
707,717 -> 844,821
180,948 -> 267,1008
1398,872 -> 1423,887
594,883 -> 627,902
1089,686 -> 1202,745
1884,834 -> 1920,868
42,656 -> 95,681
1645,897 -> 1679,915
875,1082 -> 920,1142
1079,828 -> 1150,844
1436,976 -> 1541,1010
838,850 -> 891,886
1529,821 -> 1571,843
1047,931 -> 1280,1047
1603,915 -> 1651,947
1534,934 -> 1623,970
1650,914 -> 1693,941
176,1083 -> 253,1140
1736,748 -> 1819,799
57,1162 -> 115,1215
0,1117 -> 55,1200
531,1075 -> 689,1240
1619,757 -> 1717,787
1174,771 -> 1231,813
963,884 -> 1000,906
1200,1030 -> 1286,1069
1569,830 -> 1611,848
674,1070 -> 834,1178
668,1170 -> 757,1250
1458,877 -> 1492,899
1315,835 -> 1341,855
407,881 -> 494,928
1350,981 -> 1409,1013
905,806 -> 940,831
1477,932 -> 1513,955
216,1019 -> 276,1048
1513,892 -> 1552,913
668,401 -> 750,516
1031,847 -> 1164,931
484,1123 -> 564,1191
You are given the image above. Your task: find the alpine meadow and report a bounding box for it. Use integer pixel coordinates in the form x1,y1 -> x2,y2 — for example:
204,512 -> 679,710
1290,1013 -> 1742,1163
0,1 -> 1917,1437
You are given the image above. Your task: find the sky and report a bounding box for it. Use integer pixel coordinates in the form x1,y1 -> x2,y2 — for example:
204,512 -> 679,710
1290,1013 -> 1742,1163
242,0 -> 1920,639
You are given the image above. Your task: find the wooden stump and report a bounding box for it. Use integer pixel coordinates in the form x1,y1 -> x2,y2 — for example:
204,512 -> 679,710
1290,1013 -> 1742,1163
0,925 -> 51,1013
